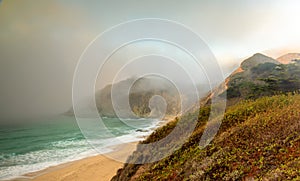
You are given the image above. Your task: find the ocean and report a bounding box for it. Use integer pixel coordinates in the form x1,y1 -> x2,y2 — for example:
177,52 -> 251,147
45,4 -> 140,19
0,116 -> 160,180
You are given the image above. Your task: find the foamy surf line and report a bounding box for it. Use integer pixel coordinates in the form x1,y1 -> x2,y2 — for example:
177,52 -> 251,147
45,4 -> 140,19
0,143 -> 97,180
2,141 -> 133,180
1,118 -> 163,180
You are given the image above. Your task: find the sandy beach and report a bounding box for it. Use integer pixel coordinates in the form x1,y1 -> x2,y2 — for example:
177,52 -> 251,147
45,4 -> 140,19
12,142 -> 138,181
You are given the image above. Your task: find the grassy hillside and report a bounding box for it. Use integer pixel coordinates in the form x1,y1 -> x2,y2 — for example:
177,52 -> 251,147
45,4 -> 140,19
112,53 -> 300,180
112,93 -> 300,180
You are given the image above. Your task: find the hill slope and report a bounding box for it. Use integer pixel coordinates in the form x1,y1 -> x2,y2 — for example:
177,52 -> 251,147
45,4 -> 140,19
112,93 -> 300,181
112,53 -> 300,180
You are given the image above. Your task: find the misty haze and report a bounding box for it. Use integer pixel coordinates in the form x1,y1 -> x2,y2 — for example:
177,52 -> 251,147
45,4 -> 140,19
0,1 -> 300,180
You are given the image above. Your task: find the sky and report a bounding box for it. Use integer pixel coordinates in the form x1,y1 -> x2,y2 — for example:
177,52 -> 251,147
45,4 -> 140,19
0,0 -> 300,121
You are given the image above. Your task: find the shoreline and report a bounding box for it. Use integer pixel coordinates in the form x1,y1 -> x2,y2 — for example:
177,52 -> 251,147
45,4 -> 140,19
10,142 -> 138,181
8,116 -> 176,181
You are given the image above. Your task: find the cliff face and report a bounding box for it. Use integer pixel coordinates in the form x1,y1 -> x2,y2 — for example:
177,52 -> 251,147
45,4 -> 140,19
112,53 -> 300,180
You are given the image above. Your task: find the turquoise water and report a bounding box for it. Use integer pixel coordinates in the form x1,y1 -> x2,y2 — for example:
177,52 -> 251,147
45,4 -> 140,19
0,116 -> 159,180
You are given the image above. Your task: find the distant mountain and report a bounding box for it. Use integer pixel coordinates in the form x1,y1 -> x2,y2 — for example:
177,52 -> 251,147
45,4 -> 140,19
67,76 -> 209,119
95,76 -> 181,118
277,53 -> 300,64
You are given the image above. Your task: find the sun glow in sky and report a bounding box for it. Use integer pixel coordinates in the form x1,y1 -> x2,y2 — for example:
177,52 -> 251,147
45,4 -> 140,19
0,0 -> 300,120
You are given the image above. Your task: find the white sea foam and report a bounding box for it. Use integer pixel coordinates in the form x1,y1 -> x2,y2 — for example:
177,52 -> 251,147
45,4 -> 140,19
0,118 -> 163,180
0,144 -> 95,180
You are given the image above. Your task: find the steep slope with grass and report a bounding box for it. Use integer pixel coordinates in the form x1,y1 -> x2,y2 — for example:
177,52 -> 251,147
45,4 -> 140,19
112,94 -> 300,180
112,53 -> 300,180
